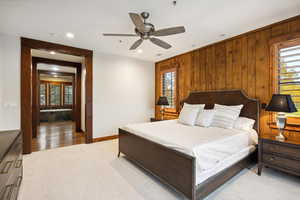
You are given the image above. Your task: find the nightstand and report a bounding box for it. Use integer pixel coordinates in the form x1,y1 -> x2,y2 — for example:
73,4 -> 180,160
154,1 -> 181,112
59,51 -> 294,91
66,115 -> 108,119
150,118 -> 163,122
258,135 -> 300,176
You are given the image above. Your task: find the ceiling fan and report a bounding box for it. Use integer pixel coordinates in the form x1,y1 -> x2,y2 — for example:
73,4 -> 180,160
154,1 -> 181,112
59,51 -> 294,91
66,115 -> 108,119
103,12 -> 186,50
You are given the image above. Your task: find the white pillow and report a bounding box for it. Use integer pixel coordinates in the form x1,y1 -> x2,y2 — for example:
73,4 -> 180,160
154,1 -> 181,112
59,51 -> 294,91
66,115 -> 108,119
210,104 -> 243,129
233,117 -> 255,131
179,103 -> 205,126
195,109 -> 216,127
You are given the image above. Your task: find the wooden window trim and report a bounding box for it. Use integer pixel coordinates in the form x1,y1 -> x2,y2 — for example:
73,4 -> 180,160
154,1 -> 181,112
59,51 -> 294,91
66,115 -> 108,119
63,82 -> 73,106
160,68 -> 177,113
39,82 -> 47,107
39,80 -> 74,110
270,34 -> 300,127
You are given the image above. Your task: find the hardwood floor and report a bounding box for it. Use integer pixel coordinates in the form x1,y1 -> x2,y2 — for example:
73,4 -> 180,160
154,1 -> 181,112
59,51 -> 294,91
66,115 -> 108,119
32,121 -> 85,152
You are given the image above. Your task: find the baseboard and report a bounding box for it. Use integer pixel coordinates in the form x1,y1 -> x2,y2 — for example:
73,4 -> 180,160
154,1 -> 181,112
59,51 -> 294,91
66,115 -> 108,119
93,135 -> 118,143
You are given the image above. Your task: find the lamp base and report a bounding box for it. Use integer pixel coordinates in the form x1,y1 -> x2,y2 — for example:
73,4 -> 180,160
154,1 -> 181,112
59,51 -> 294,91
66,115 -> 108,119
160,108 -> 164,120
275,131 -> 285,141
275,113 -> 286,141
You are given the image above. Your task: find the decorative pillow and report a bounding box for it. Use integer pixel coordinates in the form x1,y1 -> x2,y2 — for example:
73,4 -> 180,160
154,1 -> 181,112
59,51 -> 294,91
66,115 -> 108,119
210,104 -> 244,129
178,103 -> 205,126
195,109 -> 216,127
233,117 -> 255,131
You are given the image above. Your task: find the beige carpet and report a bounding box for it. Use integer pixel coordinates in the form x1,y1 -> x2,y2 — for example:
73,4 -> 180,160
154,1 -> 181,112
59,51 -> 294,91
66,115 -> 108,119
18,140 -> 300,200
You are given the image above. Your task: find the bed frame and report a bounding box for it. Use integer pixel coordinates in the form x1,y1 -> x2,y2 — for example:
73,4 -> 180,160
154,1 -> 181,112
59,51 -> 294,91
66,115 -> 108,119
118,90 -> 260,200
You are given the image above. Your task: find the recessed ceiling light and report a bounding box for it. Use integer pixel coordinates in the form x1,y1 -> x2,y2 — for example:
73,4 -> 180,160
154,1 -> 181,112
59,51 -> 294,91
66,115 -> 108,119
49,51 -> 56,55
52,67 -> 59,71
66,32 -> 75,39
137,49 -> 143,53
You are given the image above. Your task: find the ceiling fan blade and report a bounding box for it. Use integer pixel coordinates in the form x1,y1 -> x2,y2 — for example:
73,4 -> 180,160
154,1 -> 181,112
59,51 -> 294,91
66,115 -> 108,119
130,39 -> 143,50
152,26 -> 185,36
150,38 -> 172,49
103,33 -> 138,37
129,13 -> 145,32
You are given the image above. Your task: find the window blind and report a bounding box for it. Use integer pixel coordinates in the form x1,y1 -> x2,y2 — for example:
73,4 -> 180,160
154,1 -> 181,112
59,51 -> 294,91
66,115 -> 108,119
279,44 -> 300,117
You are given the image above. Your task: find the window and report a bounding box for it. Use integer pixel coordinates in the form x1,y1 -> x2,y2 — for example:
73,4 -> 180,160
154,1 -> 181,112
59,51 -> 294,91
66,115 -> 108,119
161,69 -> 176,110
40,81 -> 73,109
279,44 -> 300,117
40,83 -> 47,106
64,85 -> 73,105
50,83 -> 61,106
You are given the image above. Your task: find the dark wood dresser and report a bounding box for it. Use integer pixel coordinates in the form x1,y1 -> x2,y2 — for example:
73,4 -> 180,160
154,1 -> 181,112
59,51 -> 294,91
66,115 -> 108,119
258,135 -> 300,176
0,130 -> 23,200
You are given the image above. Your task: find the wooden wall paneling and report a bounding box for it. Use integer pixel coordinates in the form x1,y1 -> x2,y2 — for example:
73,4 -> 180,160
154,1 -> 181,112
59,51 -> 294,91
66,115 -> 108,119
177,53 -> 192,101
225,41 -> 233,89
255,29 -> 272,134
155,15 -> 300,139
206,46 -> 216,90
289,18 -> 300,33
241,37 -> 248,92
191,50 -> 200,91
215,42 -> 226,90
247,33 -> 257,98
198,49 -> 207,91
21,45 -> 32,154
271,23 -> 290,38
76,66 -> 82,132
232,38 -> 242,89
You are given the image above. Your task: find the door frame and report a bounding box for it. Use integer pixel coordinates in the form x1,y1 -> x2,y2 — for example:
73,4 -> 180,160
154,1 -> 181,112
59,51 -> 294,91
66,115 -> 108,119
21,38 -> 93,154
32,57 -> 82,138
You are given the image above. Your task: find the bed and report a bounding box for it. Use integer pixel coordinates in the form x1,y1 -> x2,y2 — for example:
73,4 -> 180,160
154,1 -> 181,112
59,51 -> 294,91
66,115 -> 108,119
118,90 -> 260,200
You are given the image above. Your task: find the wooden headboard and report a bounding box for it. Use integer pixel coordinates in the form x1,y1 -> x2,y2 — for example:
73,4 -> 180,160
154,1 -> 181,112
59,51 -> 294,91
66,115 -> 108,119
181,90 -> 260,133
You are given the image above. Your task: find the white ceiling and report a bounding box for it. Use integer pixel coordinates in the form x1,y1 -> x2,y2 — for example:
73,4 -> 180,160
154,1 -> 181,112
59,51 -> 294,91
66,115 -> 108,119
1,0 -> 300,62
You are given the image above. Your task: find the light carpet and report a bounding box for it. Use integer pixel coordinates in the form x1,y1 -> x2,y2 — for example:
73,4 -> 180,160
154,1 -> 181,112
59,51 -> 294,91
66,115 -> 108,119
18,140 -> 300,200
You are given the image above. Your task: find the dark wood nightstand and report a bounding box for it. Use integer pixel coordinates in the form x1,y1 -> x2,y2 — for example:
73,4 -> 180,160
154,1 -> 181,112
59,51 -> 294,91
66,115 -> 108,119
258,135 -> 300,176
150,118 -> 163,122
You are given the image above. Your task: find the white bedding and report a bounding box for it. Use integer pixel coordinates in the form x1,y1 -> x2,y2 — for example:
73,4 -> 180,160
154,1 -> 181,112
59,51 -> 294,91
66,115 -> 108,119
123,119 -> 258,185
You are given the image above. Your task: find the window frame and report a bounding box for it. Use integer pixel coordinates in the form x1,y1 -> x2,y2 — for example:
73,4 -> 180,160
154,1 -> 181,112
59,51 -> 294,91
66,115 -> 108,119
39,80 -> 74,110
63,82 -> 74,106
160,68 -> 178,113
39,81 -> 48,108
271,35 -> 300,126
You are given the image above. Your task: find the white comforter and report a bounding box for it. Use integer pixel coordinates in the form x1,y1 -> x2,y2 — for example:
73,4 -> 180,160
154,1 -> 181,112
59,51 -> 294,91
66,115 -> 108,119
123,120 -> 257,183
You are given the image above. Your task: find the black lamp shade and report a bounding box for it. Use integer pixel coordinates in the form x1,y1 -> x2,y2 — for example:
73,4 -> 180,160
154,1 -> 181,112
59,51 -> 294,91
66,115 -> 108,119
265,94 -> 297,113
156,96 -> 169,106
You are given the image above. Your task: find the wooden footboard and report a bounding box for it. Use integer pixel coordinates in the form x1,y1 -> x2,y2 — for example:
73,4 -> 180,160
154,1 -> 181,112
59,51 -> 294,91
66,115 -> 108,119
119,128 -> 196,200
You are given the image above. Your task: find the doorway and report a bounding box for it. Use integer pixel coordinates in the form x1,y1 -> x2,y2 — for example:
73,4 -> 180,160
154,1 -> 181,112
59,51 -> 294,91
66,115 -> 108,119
21,38 -> 93,154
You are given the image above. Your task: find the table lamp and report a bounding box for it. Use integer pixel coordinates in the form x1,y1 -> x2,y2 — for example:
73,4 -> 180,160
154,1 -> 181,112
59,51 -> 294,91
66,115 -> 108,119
156,96 -> 169,120
266,94 -> 297,141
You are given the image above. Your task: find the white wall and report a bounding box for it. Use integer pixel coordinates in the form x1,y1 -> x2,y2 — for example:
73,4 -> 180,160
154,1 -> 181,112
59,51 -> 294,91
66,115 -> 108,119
0,34 -> 20,131
93,53 -> 155,138
0,34 -> 155,137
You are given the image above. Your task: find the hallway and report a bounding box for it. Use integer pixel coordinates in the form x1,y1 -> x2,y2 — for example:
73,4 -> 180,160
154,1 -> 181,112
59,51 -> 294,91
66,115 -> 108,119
32,121 -> 85,152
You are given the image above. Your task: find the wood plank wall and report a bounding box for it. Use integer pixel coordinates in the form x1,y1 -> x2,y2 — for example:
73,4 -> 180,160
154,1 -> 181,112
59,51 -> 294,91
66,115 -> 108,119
155,15 -> 300,138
